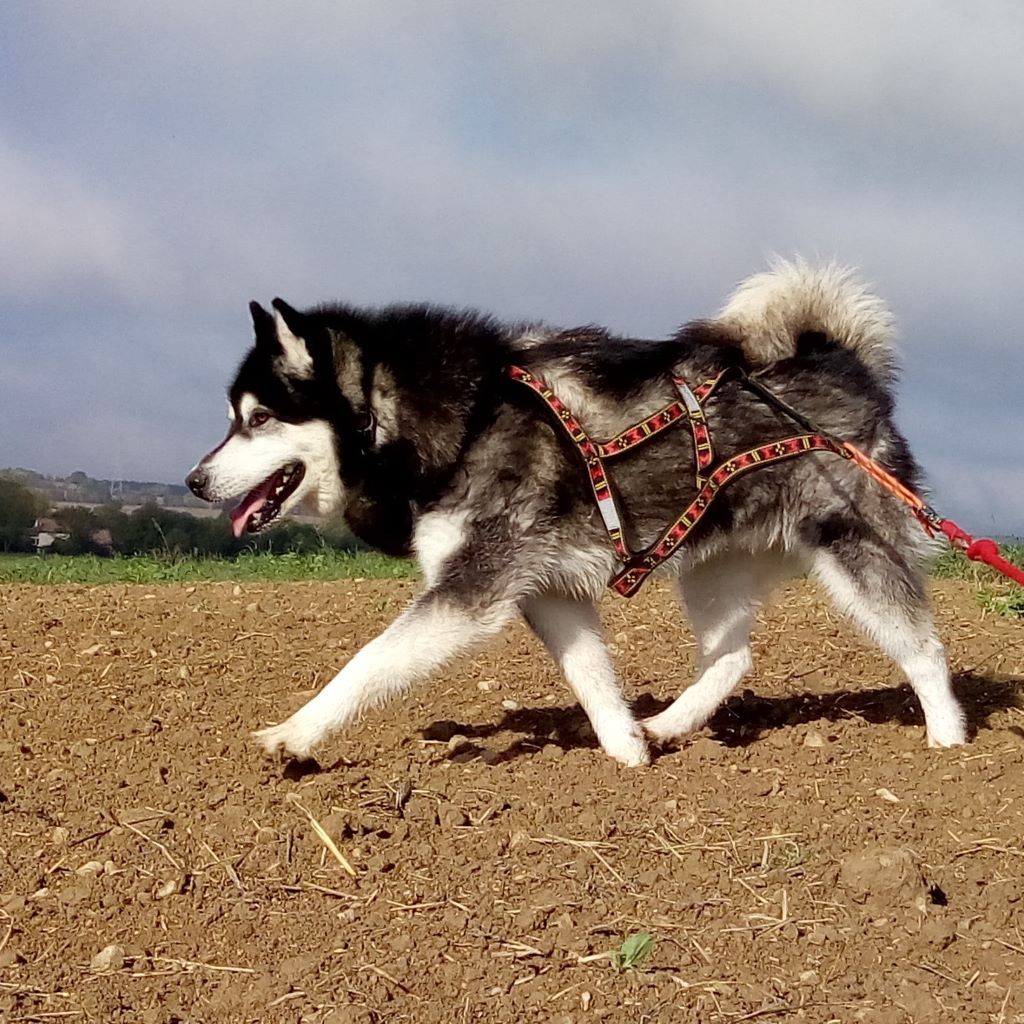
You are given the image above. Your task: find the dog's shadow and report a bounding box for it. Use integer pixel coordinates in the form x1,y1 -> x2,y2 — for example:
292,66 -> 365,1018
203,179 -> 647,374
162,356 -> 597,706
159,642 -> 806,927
421,671 -> 1023,762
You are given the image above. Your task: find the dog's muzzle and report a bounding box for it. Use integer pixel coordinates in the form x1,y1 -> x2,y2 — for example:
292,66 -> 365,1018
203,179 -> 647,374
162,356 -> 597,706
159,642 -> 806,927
186,466 -> 209,500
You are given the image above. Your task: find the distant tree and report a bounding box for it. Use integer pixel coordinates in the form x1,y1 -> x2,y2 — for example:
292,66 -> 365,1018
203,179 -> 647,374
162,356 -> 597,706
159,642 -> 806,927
12,489 -> 364,559
53,505 -> 100,555
0,477 -> 44,551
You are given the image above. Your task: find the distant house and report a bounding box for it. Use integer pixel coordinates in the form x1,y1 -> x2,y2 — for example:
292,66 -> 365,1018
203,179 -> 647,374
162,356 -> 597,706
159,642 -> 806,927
90,528 -> 114,555
31,517 -> 69,553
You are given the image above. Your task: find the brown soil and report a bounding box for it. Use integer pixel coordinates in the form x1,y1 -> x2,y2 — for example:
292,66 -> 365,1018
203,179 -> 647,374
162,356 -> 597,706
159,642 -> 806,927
2,579 -> 1023,1023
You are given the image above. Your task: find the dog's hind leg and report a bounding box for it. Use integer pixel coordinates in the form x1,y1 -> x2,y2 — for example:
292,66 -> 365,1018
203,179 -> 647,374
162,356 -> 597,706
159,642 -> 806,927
521,594 -> 650,767
255,590 -> 517,761
810,542 -> 966,747
642,549 -> 796,744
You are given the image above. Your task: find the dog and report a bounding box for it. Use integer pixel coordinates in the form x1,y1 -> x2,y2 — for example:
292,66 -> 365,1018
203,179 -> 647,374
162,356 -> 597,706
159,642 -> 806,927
186,260 -> 966,766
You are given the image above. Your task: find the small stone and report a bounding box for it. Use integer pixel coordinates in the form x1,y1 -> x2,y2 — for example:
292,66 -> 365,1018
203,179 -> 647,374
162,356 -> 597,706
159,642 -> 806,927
501,699 -> 519,711
154,879 -> 180,899
798,969 -> 820,986
803,731 -> 826,748
324,1007 -> 373,1024
447,734 -> 471,754
437,802 -> 468,829
232,585 -> 242,597
75,861 -> 105,877
51,826 -> 71,846
91,944 -> 126,973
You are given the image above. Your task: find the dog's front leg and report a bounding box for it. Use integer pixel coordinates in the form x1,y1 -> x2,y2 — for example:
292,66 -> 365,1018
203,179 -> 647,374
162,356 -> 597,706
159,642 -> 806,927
521,594 -> 650,767
255,590 -> 514,760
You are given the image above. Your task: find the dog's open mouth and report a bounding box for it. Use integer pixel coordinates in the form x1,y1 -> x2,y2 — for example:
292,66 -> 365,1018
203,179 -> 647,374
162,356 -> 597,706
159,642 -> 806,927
229,462 -> 305,538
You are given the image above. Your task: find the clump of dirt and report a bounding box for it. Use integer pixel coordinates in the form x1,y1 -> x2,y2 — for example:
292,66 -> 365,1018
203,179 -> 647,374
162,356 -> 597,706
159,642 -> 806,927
839,846 -> 925,907
1,578 -> 1023,1023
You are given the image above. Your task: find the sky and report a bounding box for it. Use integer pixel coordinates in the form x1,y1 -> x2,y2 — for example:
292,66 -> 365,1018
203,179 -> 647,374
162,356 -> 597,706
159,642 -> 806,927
2,1 -> 1023,533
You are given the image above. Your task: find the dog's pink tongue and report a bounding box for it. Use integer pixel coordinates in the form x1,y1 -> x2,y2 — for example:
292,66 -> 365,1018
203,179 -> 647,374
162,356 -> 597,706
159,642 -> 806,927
229,478 -> 275,538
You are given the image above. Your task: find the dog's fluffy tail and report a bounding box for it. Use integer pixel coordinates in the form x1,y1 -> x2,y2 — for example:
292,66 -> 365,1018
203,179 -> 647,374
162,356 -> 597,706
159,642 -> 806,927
715,258 -> 898,385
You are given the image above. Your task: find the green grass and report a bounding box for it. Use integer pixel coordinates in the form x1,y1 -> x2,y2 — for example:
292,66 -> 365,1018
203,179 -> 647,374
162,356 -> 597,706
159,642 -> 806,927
977,587 -> 1024,619
930,543 -> 1024,580
930,544 -> 1024,618
2,545 -> 1022,616
0,550 -> 416,585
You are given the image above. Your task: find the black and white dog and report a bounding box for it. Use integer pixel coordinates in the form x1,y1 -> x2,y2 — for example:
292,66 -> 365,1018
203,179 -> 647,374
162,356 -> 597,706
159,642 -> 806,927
187,261 -> 966,766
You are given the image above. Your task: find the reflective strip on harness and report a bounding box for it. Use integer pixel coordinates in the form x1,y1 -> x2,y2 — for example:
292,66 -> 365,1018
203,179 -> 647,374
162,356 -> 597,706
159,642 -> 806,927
595,492 -> 623,535
509,365 -> 631,561
673,378 -> 703,417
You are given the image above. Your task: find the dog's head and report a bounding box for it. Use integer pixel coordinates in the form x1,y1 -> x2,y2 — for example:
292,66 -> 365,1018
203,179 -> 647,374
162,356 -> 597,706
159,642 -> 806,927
186,299 -> 367,538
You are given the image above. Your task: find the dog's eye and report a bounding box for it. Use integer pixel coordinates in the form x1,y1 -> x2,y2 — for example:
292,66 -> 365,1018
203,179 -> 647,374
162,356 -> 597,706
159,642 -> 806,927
248,411 -> 271,429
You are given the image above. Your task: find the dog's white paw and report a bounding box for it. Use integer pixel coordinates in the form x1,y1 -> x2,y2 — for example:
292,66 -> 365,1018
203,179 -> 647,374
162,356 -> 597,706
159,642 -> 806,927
925,723 -> 968,748
924,705 -> 968,748
253,715 -> 322,760
597,721 -> 651,767
640,709 -> 692,745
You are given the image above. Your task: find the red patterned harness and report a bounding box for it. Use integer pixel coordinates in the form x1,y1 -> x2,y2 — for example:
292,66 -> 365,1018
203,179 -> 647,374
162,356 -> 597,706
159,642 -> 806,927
507,364 -> 851,597
507,361 -> 1024,596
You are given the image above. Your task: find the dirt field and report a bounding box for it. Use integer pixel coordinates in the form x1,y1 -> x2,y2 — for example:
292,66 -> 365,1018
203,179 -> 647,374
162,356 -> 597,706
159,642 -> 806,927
2,578 -> 1023,1023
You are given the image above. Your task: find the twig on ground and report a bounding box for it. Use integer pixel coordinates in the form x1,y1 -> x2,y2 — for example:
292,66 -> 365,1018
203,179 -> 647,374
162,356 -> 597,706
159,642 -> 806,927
285,793 -> 357,877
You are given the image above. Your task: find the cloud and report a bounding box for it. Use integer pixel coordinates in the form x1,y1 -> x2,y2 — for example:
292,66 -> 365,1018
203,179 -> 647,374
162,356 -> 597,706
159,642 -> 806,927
675,3 -> 1024,153
2,2 -> 1022,532
0,136 -> 162,300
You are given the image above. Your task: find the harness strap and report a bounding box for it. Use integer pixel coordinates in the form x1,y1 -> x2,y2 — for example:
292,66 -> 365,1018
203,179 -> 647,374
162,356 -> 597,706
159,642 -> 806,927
508,365 -> 630,560
672,371 -> 729,477
610,434 -> 848,596
597,401 -> 689,458
510,363 -> 826,595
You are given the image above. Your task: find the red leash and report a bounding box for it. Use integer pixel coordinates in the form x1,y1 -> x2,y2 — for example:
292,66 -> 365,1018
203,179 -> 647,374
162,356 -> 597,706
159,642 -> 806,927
843,440 -> 1024,586
941,524 -> 1024,586
740,374 -> 1024,590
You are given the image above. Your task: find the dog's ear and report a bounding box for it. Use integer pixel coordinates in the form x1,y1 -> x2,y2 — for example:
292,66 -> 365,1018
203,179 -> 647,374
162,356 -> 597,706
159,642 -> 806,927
269,297 -> 314,380
249,301 -> 277,348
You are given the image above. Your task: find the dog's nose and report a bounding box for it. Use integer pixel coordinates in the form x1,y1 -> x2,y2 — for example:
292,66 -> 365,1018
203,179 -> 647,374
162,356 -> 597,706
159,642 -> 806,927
186,466 -> 208,498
